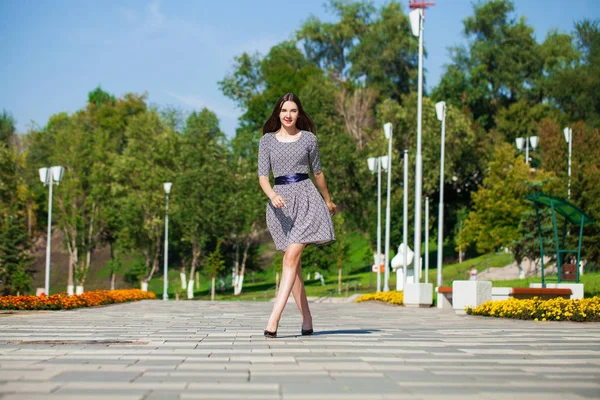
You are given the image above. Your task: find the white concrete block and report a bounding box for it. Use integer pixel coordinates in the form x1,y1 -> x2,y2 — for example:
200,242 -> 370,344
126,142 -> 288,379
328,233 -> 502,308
452,280 -> 492,313
529,283 -> 584,299
492,287 -> 512,301
404,283 -> 433,308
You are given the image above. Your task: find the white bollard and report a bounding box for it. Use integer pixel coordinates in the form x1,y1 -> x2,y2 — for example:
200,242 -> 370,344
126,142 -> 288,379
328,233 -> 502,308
452,280 -> 492,314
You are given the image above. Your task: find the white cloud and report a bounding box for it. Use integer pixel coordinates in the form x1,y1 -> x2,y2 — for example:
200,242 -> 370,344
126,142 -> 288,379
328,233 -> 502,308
147,0 -> 165,27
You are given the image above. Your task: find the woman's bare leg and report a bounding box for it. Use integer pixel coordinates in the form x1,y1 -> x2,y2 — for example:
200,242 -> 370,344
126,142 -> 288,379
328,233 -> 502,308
265,243 -> 305,332
291,261 -> 313,330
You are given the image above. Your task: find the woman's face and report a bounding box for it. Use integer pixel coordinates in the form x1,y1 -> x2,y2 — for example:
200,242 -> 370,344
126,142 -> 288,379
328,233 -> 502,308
279,100 -> 299,129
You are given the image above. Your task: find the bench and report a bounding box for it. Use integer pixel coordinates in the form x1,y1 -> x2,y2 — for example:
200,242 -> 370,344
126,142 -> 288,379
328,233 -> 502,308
436,286 -> 453,309
436,285 -> 573,309
511,287 -> 572,300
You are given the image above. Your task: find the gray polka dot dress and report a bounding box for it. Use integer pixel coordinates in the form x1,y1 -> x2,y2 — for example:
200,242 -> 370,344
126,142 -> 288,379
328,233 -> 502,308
258,131 -> 335,251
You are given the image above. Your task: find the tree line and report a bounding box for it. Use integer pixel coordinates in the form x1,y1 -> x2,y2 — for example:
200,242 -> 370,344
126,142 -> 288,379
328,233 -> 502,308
1,0 -> 598,296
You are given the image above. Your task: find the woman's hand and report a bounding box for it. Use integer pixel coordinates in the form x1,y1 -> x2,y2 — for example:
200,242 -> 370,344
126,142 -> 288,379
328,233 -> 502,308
270,194 -> 286,208
326,200 -> 337,216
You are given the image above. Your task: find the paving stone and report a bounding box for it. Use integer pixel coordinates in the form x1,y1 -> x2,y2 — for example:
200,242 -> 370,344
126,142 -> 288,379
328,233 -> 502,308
0,300 -> 598,399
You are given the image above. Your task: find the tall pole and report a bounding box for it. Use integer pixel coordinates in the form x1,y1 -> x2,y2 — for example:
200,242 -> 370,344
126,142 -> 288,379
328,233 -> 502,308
384,124 -> 393,292
436,103 -> 446,288
526,136 -> 530,164
425,196 -> 429,284
403,150 -> 409,290
376,157 -> 382,292
44,177 -> 54,295
566,128 -> 572,200
163,193 -> 169,300
413,9 -> 424,283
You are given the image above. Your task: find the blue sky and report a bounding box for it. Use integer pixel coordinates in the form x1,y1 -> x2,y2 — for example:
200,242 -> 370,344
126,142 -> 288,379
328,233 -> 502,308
1,0 -> 598,137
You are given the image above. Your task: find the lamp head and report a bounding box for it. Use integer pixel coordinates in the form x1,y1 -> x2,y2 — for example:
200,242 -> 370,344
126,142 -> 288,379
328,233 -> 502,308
435,101 -> 446,121
563,127 -> 571,143
529,136 -> 539,150
367,157 -> 376,173
39,167 -> 49,185
164,182 -> 172,194
409,9 -> 422,37
383,122 -> 392,140
515,137 -> 524,151
380,155 -> 389,171
51,166 -> 64,184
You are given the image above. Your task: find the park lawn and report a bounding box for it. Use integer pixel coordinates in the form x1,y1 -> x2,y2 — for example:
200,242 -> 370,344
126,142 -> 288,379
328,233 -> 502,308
491,272 -> 600,298
149,269 -> 377,301
426,252 -> 514,285
149,251 -> 514,301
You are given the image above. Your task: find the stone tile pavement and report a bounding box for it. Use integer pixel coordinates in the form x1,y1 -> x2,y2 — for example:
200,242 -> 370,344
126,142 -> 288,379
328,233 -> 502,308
0,299 -> 599,399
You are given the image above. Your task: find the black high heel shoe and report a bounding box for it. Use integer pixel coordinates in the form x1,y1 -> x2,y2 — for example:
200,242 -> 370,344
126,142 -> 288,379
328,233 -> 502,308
301,328 -> 314,336
264,329 -> 277,338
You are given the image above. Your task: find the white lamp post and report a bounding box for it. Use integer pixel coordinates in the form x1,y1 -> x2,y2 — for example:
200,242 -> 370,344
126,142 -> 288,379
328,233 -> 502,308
39,166 -> 64,296
424,196 -> 429,284
163,182 -> 172,301
368,156 -> 387,292
515,135 -> 539,165
403,150 -> 409,290
563,127 -> 573,199
435,101 -> 446,288
410,8 -> 424,282
383,123 -> 393,292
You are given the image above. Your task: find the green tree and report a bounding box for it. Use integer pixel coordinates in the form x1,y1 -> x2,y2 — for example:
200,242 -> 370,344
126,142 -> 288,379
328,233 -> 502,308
0,144 -> 17,213
88,86 -> 116,107
113,110 -> 177,289
537,119 -> 600,265
349,1 -> 418,102
174,109 -> 232,298
205,242 -> 225,301
0,214 -> 33,295
457,143 -> 555,254
0,110 -> 16,147
433,0 -> 542,130
298,0 -> 374,81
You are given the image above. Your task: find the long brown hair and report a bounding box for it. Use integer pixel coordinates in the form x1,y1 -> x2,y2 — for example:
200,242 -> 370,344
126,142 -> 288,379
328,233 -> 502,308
262,93 -> 316,135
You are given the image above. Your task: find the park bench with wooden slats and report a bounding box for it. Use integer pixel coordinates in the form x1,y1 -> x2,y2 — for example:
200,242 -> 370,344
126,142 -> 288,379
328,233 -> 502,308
435,285 -> 573,308
511,287 -> 572,299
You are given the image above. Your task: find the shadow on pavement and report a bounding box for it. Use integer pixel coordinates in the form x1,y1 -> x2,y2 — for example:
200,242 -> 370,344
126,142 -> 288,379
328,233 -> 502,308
308,329 -> 381,336
260,329 -> 381,339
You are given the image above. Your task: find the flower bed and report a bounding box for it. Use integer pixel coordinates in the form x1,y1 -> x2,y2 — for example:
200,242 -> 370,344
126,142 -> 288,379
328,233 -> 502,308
356,291 -> 404,305
0,289 -> 156,311
466,297 -> 600,322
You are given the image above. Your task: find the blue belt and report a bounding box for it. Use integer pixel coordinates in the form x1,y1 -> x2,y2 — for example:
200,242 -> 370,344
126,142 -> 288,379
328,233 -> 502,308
274,173 -> 309,185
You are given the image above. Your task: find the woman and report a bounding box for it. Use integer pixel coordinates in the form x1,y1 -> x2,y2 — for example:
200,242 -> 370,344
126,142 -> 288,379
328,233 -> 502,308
258,93 -> 336,338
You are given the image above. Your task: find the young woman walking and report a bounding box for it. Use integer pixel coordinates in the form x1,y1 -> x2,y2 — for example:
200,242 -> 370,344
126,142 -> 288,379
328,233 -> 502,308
258,93 -> 336,338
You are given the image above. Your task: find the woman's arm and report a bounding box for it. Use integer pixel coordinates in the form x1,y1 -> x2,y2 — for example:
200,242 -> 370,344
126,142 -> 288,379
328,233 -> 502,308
259,176 -> 286,208
314,172 -> 336,215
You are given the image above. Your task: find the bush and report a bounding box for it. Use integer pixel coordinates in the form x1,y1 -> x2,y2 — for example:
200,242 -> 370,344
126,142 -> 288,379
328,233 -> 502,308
356,291 -> 404,305
0,289 -> 156,310
466,297 -> 600,322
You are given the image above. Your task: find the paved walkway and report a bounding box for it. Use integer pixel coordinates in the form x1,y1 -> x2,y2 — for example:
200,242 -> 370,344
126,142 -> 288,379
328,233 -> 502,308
0,300 -> 599,400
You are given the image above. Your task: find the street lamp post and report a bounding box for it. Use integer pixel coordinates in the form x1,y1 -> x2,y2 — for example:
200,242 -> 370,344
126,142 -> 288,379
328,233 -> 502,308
39,166 -> 64,296
435,101 -> 446,288
403,150 -> 409,290
563,127 -> 573,199
163,182 -> 172,301
410,8 -> 424,281
515,136 -> 539,165
368,156 -> 387,292
383,123 -> 393,292
425,196 -> 429,284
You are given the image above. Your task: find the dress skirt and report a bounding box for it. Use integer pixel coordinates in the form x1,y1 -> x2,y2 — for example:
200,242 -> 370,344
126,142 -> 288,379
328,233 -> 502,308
266,179 -> 335,251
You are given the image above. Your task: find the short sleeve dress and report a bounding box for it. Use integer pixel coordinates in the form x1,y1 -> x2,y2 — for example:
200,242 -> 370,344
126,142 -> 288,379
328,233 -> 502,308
258,131 -> 335,251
